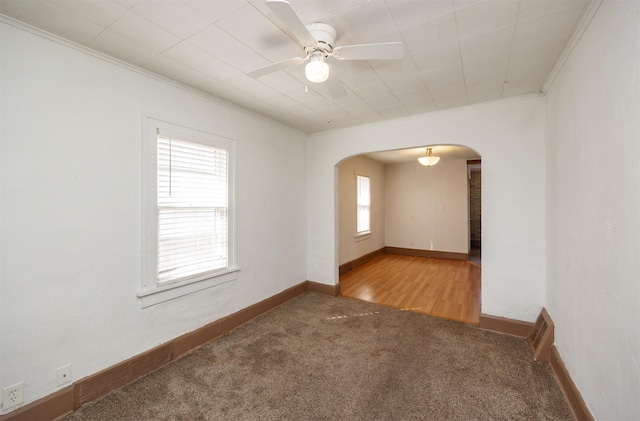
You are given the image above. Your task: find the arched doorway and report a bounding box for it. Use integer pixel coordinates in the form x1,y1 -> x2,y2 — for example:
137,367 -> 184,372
336,145 -> 482,324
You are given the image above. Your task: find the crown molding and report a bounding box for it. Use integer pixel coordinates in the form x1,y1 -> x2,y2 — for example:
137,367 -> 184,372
541,0 -> 603,94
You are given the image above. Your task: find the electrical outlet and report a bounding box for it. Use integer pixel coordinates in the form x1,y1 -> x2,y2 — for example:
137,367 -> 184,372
57,364 -> 72,386
2,382 -> 24,410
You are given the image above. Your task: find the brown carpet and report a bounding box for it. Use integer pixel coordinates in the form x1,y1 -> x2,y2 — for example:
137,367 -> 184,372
64,293 -> 570,420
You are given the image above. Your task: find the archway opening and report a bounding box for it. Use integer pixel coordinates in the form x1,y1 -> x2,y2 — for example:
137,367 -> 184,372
336,144 -> 482,324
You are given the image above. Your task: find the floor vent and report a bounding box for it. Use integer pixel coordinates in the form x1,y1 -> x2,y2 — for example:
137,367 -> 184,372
528,308 -> 554,362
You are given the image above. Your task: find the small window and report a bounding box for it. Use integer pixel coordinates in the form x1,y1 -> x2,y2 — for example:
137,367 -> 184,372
356,174 -> 370,234
139,118 -> 239,307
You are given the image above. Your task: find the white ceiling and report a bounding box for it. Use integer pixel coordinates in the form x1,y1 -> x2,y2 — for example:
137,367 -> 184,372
0,0 -> 591,133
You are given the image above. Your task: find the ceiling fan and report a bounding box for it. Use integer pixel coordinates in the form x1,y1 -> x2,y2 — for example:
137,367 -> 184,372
247,0 -> 404,98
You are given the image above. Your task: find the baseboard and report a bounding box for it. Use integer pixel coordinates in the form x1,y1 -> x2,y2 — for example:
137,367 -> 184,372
0,387 -> 74,421
307,280 -> 340,297
0,281 -> 311,421
339,247 -> 385,275
385,246 -> 469,261
550,345 -> 594,421
479,313 -> 535,338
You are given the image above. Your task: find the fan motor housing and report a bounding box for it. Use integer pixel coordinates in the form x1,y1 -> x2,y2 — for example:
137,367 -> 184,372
306,23 -> 336,54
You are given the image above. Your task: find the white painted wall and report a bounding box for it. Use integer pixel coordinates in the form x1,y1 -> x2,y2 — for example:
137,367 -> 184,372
337,155 -> 385,265
385,159 -> 469,253
308,96 -> 546,322
0,22 -> 307,411
545,1 -> 640,419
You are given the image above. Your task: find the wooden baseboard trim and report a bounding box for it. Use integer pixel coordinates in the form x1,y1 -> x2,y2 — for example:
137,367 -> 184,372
550,345 -> 594,421
385,246 -> 469,261
339,247 -> 385,275
0,281 -> 309,421
479,313 -> 535,338
0,387 -> 74,421
307,280 -> 340,297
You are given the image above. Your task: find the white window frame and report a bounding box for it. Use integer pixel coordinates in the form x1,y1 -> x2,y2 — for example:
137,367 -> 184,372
355,173 -> 371,238
138,117 -> 239,307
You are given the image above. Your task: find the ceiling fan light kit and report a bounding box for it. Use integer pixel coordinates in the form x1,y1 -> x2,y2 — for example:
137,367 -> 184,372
305,50 -> 330,83
247,0 -> 404,98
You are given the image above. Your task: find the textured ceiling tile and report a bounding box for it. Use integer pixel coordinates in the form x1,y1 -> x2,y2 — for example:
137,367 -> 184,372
454,0 -> 519,39
337,68 -> 383,90
502,79 -> 544,97
48,0 -> 128,27
464,69 -> 507,89
403,100 -> 438,115
383,73 -> 426,94
373,56 -> 419,80
467,83 -> 504,104
216,3 -> 293,52
330,0 -> 397,44
90,29 -> 157,63
89,31 -> 158,63
518,0 -> 589,22
351,83 -> 393,102
463,55 -> 510,78
108,11 -> 181,52
258,71 -> 305,92
189,24 -> 270,72
386,0 -> 454,31
401,11 -> 458,54
18,0 -> 104,44
427,79 -> 467,99
130,0 -> 210,39
396,88 -> 436,106
432,91 -> 468,109
140,54 -> 213,86
420,61 -> 464,86
183,0 -> 247,23
513,5 -> 584,46
162,42 -> 242,81
459,24 -> 515,60
509,38 -> 565,69
113,0 -> 137,9
0,0 -> 27,18
412,41 -> 461,72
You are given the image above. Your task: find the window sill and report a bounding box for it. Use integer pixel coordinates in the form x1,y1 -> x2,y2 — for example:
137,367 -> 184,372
354,231 -> 372,242
137,267 -> 240,308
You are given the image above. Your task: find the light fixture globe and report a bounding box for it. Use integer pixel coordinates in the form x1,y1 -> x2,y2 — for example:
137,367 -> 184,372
418,147 -> 440,167
305,50 -> 330,83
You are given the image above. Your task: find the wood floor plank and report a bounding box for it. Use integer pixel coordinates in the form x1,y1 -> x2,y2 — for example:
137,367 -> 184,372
340,254 -> 481,324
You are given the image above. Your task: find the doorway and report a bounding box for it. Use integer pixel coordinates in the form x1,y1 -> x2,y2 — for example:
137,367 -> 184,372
337,145 -> 482,324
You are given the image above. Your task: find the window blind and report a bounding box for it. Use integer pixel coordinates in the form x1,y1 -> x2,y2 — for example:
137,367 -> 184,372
357,175 -> 370,233
157,135 -> 228,284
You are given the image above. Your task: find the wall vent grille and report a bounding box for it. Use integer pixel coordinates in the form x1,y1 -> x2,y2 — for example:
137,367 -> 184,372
528,308 -> 554,362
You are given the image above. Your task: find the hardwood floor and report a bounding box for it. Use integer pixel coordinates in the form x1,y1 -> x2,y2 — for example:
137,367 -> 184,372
340,253 -> 481,325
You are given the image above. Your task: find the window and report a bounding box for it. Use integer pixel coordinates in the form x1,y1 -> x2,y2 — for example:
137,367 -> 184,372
139,118 -> 238,307
356,174 -> 370,235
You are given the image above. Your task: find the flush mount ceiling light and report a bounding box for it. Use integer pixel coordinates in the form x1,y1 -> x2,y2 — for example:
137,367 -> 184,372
418,147 -> 440,167
305,50 -> 330,83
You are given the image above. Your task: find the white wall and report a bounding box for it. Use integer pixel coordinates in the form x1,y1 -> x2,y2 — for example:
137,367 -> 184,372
308,96 -> 546,322
0,22 -> 307,411
545,1 -> 640,419
337,155 -> 385,265
385,159 -> 469,253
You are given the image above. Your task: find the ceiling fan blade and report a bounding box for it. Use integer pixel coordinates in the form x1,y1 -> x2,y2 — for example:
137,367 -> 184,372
326,66 -> 347,99
333,42 -> 404,61
266,0 -> 316,48
247,56 -> 306,78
